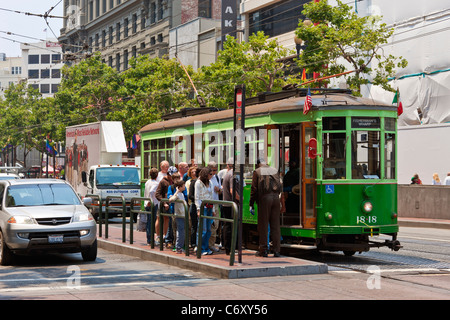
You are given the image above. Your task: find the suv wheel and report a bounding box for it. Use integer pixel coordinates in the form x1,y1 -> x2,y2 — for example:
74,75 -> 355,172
0,231 -> 14,266
81,239 -> 97,262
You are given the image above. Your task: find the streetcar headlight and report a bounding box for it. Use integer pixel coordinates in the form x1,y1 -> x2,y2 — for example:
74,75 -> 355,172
362,201 -> 373,213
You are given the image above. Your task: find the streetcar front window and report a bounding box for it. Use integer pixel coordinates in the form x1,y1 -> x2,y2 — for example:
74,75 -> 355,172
351,131 -> 380,179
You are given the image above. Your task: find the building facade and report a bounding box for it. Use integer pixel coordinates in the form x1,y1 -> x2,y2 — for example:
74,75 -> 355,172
0,55 -> 24,99
58,0 -> 224,71
20,40 -> 64,97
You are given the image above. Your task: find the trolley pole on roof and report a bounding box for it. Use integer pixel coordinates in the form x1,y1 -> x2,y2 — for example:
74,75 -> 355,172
233,84 -> 245,263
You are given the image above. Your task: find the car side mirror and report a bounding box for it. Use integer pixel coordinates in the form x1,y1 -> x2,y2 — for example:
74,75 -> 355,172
82,197 -> 92,206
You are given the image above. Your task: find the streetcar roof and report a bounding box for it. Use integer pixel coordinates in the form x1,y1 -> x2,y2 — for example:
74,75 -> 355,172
140,92 -> 394,133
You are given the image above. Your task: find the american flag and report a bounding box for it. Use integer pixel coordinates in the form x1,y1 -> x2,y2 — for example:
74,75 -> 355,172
303,88 -> 312,115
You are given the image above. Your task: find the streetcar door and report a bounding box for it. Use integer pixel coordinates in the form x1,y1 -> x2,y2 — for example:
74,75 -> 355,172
302,122 -> 316,229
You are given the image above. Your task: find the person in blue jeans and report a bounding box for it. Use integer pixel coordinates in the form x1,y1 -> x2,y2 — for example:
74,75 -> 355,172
169,179 -> 188,253
194,167 -> 215,255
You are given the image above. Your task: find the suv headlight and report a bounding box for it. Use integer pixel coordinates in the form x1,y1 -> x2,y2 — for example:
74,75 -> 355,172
73,211 -> 94,222
7,215 -> 36,224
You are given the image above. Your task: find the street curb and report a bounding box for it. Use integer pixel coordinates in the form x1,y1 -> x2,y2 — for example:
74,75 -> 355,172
399,220 -> 450,230
97,238 -> 328,279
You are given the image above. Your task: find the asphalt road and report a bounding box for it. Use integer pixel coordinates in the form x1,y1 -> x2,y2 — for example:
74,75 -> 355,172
0,226 -> 448,302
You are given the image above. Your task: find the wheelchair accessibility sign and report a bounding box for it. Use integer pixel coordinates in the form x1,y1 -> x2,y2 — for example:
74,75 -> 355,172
325,185 -> 334,194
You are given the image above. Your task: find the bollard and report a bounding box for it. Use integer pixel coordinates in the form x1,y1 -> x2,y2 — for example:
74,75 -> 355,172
196,199 -> 238,266
105,196 -> 126,242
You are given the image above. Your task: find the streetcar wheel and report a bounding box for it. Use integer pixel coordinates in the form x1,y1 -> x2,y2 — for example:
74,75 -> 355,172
343,250 -> 356,256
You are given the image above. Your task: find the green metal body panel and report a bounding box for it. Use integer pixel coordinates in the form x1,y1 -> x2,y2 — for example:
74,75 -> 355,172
316,182 -> 398,236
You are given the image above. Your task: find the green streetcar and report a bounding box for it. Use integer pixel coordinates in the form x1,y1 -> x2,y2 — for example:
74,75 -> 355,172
139,88 -> 402,256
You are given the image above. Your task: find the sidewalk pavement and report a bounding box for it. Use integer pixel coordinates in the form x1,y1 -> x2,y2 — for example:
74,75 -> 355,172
398,217 -> 450,229
97,225 -> 327,279
97,217 -> 448,280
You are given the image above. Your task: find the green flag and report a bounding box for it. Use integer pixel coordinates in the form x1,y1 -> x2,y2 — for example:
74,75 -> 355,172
392,90 -> 399,104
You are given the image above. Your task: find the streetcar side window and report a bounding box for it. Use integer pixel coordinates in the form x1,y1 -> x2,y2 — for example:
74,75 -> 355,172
385,133 -> 396,179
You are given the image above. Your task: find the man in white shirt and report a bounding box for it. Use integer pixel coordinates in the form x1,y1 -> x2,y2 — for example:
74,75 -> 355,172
444,172 -> 450,185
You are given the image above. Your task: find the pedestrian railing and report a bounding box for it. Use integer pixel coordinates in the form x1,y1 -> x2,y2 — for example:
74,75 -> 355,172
85,194 -> 103,236
104,196 -> 127,241
158,198 -> 190,256
197,200 -> 239,266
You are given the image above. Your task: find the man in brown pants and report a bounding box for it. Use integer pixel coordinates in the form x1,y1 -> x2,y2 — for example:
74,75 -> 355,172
249,159 -> 283,257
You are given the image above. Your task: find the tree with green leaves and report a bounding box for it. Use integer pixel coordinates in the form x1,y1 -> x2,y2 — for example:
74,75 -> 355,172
295,0 -> 407,95
107,55 -> 197,141
199,32 -> 296,108
55,52 -> 121,125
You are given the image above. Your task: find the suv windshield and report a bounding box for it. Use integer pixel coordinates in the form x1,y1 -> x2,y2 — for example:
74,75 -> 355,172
6,184 -> 81,207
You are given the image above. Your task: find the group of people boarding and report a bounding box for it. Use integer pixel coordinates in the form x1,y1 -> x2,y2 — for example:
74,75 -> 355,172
142,157 -> 284,258
142,160 -> 226,255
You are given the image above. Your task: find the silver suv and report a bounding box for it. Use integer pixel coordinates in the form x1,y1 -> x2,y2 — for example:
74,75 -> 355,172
0,179 -> 97,265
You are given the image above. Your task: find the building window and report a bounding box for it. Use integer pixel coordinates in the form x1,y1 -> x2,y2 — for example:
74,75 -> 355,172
123,50 -> 128,70
40,83 -> 50,94
52,84 -> 59,93
96,0 -> 100,18
249,0 -> 308,38
110,0 -> 114,10
116,22 -> 121,41
30,84 -> 39,91
41,69 -> 50,79
89,1 -> 94,21
11,66 -> 22,75
132,14 -> 137,33
150,2 -> 156,24
51,69 -> 61,78
102,30 -> 106,47
116,53 -> 120,72
28,55 -> 39,64
51,54 -> 61,63
103,0 -> 107,14
141,12 -> 146,30
41,54 -> 50,64
199,0 -> 211,18
124,18 -> 129,37
158,0 -> 163,20
109,26 -> 113,45
158,33 -> 163,42
28,69 -> 39,79
108,56 -> 113,67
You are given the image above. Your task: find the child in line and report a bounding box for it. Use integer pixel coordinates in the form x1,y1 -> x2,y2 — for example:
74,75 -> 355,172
169,179 -> 187,253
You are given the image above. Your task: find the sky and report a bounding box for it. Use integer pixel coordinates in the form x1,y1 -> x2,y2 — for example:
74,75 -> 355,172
0,0 -> 64,57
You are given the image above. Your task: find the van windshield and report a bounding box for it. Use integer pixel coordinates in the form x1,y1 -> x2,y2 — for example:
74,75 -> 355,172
96,167 -> 140,186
